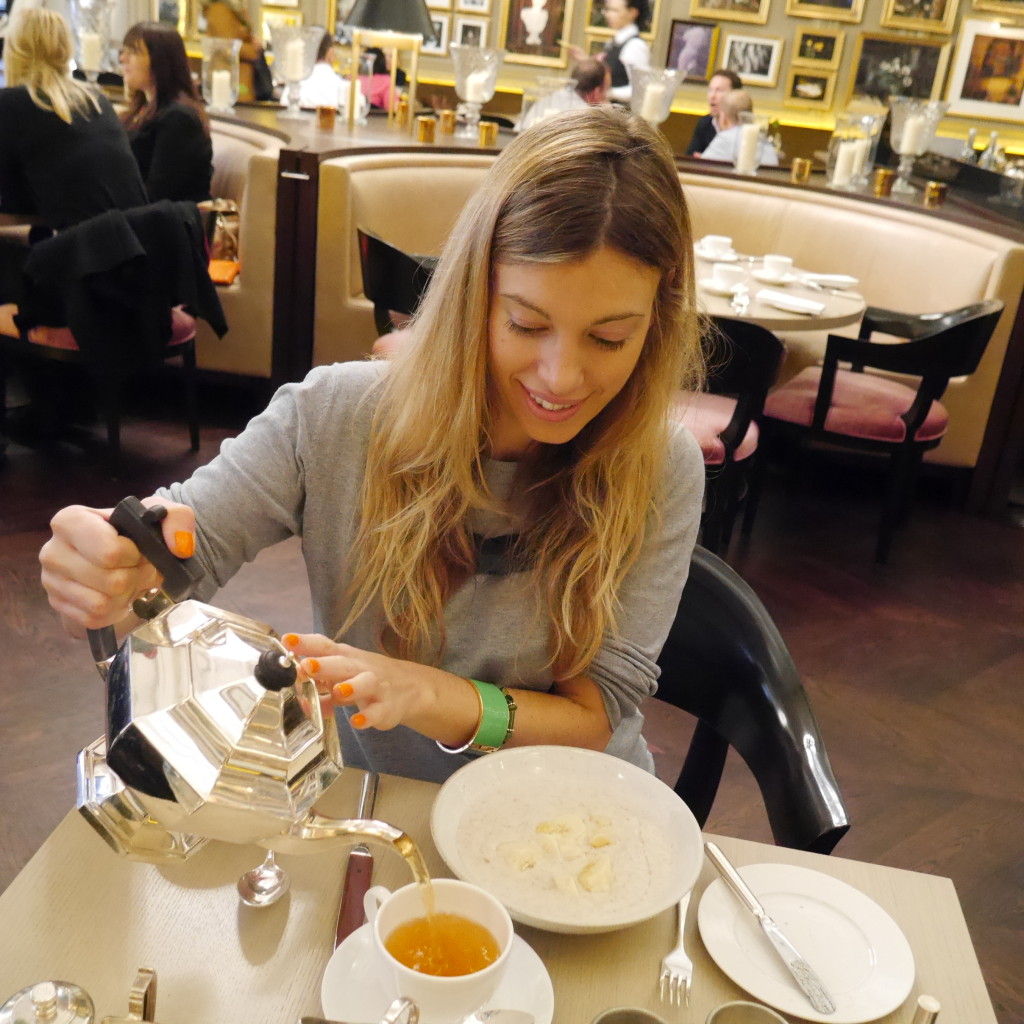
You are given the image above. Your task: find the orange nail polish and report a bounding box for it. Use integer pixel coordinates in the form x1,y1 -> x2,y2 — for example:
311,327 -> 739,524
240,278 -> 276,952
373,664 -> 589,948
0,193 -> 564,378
306,658 -> 320,674
336,683 -> 354,698
352,713 -> 367,729
174,531 -> 194,558
283,633 -> 300,647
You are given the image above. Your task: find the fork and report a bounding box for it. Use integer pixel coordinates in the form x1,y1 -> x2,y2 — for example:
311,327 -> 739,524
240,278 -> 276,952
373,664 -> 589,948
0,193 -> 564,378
659,891 -> 694,1008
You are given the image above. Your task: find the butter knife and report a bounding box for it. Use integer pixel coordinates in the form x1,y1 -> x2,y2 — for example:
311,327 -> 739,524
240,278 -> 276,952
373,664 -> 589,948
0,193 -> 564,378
704,842 -> 836,1016
335,770 -> 379,947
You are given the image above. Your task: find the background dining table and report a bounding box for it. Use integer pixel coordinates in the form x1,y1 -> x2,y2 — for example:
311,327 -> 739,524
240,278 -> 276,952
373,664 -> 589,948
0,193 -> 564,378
0,767 -> 998,1024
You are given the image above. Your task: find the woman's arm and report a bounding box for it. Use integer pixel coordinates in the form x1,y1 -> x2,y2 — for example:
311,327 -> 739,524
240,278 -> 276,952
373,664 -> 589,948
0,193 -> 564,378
139,105 -> 210,202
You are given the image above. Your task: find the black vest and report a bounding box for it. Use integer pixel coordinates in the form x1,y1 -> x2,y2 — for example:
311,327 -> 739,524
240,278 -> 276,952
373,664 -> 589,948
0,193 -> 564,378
604,38 -> 629,89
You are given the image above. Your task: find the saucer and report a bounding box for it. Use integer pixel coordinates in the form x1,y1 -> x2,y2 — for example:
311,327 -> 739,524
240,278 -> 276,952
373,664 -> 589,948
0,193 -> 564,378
321,923 -> 555,1024
699,278 -> 745,297
752,269 -> 797,286
695,246 -> 739,262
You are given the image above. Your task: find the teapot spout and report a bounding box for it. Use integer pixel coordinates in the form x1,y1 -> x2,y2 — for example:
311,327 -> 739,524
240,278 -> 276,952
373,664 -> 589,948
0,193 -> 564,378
278,813 -> 406,852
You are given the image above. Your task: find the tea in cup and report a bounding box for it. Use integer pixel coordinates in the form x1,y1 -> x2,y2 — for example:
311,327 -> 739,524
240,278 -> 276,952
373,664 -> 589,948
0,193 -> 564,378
712,262 -> 745,290
762,254 -> 793,280
363,879 -> 514,1022
701,234 -> 733,258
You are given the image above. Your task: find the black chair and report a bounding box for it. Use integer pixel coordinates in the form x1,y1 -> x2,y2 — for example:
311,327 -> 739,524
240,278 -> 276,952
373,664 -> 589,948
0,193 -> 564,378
357,228 -> 438,337
759,300 -> 1003,563
672,317 -> 784,555
654,545 -> 850,854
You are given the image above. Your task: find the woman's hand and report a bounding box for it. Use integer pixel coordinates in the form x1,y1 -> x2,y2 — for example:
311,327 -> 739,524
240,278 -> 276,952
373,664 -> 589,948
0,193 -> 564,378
568,43 -> 587,62
39,499 -> 196,636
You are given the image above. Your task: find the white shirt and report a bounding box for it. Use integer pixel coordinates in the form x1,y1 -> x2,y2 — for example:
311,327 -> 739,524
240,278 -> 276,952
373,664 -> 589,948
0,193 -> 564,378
701,125 -> 780,167
608,24 -> 650,104
280,63 -> 368,116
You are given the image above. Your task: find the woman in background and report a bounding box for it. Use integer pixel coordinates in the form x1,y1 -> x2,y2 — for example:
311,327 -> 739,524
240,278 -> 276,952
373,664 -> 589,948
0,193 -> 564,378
119,22 -> 213,203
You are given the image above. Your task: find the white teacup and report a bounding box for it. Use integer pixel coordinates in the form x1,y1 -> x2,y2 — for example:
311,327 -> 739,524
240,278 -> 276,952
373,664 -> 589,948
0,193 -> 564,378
705,1001 -> 789,1024
762,254 -> 793,279
711,262 -> 745,289
363,879 -> 514,1024
701,234 -> 733,258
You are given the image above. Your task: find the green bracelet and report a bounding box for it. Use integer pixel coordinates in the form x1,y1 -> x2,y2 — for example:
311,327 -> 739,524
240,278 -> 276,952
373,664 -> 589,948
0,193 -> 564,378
436,679 -> 517,755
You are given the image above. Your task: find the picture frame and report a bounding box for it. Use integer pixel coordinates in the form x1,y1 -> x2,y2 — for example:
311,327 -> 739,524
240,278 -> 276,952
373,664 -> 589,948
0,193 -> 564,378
261,7 -> 301,39
946,19 -> 1024,122
427,0 -> 452,9
881,0 -> 958,33
847,32 -> 951,104
666,19 -> 720,81
971,0 -> 1024,13
421,14 -> 451,55
586,32 -> 607,55
500,0 -> 575,67
721,32 -> 782,86
783,68 -> 836,108
688,0 -> 770,25
792,27 -> 843,70
785,0 -> 864,23
454,14 -> 489,46
586,0 -> 662,39
456,0 -> 491,11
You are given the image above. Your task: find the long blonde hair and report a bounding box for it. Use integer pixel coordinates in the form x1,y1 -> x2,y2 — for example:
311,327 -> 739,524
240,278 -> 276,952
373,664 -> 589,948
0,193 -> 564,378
5,9 -> 101,124
347,107 -> 702,678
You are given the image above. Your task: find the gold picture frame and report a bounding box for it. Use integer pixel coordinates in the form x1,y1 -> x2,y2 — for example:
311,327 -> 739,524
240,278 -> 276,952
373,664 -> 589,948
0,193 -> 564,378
688,0 -> 770,26
721,32 -> 783,87
500,0 -> 576,67
785,0 -> 864,23
946,18 -> 1024,121
585,0 -> 662,39
784,67 -> 836,109
846,31 -> 951,105
971,0 -> 1024,13
881,0 -> 959,33
792,27 -> 844,70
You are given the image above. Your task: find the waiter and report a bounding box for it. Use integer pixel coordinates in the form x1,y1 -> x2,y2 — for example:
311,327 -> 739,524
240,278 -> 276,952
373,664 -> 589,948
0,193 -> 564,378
570,0 -> 650,105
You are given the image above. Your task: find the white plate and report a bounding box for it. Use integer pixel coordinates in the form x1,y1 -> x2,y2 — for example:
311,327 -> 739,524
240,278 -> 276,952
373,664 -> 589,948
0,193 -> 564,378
800,273 -> 859,288
755,289 -> 825,315
695,246 -> 739,262
430,746 -> 703,934
321,924 -> 554,1024
751,269 -> 798,286
699,278 -> 746,297
698,863 -> 915,1024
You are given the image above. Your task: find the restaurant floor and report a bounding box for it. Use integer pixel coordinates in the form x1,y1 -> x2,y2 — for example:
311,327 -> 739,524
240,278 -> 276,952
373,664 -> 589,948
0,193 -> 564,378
1,374 -> 1021,1024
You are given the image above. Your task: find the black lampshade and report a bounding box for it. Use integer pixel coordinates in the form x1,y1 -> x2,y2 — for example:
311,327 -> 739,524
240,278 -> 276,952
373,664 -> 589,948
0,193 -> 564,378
346,0 -> 437,40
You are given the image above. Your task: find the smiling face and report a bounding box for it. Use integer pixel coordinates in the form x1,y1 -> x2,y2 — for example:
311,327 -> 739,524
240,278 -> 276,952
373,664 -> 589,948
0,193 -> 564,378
486,246 -> 660,459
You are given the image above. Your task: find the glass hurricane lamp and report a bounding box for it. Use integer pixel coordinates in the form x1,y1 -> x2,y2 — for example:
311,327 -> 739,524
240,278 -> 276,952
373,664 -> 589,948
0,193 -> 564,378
449,44 -> 505,139
888,97 -> 949,195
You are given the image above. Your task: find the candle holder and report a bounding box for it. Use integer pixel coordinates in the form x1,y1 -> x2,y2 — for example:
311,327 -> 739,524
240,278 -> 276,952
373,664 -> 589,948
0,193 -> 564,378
630,67 -> 681,128
826,113 -> 874,191
69,0 -> 114,83
201,37 -> 241,115
268,24 -> 325,119
733,111 -> 770,176
889,97 -> 948,195
450,44 -> 504,140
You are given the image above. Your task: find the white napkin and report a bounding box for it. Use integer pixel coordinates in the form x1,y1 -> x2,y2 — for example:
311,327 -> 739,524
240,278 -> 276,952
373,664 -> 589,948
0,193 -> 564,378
756,289 -> 826,315
799,273 -> 859,288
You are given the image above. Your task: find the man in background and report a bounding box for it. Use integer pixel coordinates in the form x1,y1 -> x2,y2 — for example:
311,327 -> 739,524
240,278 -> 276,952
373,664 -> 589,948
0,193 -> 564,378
685,67 -> 741,156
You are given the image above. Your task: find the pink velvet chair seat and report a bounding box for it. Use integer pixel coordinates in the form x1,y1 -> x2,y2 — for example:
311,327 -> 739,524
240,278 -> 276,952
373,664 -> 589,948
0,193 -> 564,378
671,391 -> 760,466
764,367 -> 949,444
29,307 -> 197,352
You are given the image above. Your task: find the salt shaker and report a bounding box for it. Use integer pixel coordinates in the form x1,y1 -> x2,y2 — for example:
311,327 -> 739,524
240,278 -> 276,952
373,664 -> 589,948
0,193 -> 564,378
910,994 -> 941,1024
0,980 -> 94,1024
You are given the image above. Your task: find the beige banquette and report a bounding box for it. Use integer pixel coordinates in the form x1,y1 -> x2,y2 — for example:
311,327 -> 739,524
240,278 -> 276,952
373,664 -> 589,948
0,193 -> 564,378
310,152 -> 1024,470
195,118 -> 284,379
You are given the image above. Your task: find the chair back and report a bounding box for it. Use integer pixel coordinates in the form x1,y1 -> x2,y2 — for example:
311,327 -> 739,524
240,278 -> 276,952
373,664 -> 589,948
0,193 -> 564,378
655,545 -> 850,853
357,228 -> 439,336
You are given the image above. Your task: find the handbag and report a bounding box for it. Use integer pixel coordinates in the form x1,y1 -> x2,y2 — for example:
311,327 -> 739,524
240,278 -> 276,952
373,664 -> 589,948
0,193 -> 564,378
251,51 -> 275,102
198,199 -> 240,263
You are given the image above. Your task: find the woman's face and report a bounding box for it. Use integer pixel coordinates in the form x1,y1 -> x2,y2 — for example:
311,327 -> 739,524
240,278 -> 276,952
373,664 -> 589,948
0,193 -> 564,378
487,245 -> 659,460
119,39 -> 154,95
601,0 -> 638,32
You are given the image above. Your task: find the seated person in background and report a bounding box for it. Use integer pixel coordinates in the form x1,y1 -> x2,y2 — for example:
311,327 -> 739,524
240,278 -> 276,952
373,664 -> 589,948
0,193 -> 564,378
518,58 -> 610,131
120,22 -> 213,203
569,0 -> 649,105
359,46 -> 408,110
684,68 -> 741,156
202,0 -> 271,102
699,89 -> 779,167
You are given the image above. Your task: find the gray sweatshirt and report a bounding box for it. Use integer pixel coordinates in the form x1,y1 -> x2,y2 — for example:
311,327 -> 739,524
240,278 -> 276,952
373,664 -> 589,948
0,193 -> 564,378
161,360 -> 704,782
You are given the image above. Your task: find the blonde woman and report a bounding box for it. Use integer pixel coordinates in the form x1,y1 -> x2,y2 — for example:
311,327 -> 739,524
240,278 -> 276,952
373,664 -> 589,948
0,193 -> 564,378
39,108 -> 705,783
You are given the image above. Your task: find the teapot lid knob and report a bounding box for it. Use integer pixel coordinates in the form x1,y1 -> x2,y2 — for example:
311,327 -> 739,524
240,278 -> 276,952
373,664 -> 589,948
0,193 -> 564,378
254,650 -> 298,691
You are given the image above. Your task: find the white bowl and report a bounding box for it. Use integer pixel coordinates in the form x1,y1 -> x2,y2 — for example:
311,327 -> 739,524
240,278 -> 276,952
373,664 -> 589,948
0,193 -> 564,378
430,746 -> 703,934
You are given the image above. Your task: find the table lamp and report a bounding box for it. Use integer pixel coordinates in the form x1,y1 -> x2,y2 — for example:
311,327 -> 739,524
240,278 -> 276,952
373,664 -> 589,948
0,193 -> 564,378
345,0 -> 436,132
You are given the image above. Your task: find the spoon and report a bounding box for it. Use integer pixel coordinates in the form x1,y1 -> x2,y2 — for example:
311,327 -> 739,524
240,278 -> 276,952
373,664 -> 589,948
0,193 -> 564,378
236,849 -> 290,907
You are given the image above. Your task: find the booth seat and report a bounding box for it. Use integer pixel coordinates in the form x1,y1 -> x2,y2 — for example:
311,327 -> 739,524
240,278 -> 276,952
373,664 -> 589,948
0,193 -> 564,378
680,173 -> 1024,469
313,152 -> 496,367
193,118 -> 284,379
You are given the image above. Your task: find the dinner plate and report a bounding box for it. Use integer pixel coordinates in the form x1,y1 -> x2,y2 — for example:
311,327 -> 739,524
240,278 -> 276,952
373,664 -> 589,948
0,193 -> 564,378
700,278 -> 746,297
321,924 -> 555,1024
698,863 -> 915,1024
695,246 -> 739,262
800,273 -> 860,289
751,269 -> 798,286
755,289 -> 825,315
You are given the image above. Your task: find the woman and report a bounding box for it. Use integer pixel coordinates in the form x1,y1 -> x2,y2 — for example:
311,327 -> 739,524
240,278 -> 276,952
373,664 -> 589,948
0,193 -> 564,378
358,46 -> 407,110
120,22 -> 213,203
202,0 -> 271,103
39,108 -> 705,783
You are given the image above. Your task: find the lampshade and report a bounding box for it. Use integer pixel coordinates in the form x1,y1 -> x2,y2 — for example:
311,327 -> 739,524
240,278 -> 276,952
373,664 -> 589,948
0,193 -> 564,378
346,0 -> 436,39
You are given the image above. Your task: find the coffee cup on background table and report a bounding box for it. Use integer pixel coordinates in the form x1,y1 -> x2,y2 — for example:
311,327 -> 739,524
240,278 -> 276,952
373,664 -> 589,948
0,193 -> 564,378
363,879 -> 514,1023
700,234 -> 733,258
712,262 -> 746,289
762,254 -> 793,279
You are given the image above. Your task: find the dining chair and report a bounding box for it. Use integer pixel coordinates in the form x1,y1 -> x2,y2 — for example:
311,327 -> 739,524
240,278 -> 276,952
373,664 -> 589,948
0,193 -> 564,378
356,227 -> 439,338
671,317 -> 784,556
654,544 -> 850,854
758,299 -> 1004,563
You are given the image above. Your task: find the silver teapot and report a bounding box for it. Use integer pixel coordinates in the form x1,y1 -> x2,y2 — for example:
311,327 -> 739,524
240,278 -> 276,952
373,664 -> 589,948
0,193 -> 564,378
76,497 -> 404,864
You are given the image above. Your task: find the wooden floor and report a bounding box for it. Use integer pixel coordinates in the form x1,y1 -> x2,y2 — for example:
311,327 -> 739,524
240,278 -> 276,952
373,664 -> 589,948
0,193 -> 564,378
1,377 -> 1021,1023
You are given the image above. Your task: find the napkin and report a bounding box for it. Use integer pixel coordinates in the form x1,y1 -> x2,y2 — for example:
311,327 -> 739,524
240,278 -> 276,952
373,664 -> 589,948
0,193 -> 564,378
756,289 -> 826,315
799,273 -> 859,288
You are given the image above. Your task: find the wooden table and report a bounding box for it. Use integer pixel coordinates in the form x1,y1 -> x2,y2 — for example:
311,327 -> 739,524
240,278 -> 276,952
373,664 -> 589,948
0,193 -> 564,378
0,769 -> 996,1024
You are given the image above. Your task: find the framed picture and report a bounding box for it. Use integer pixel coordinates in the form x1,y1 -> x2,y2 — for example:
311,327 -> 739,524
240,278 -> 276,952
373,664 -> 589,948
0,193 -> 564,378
585,0 -> 662,38
785,0 -> 864,22
946,19 -> 1024,121
689,0 -> 770,24
427,0 -> 452,8
971,0 -> 1024,12
666,19 -> 720,81
456,0 -> 491,10
784,68 -> 836,108
721,32 -> 782,86
261,7 -> 301,38
454,14 -> 489,45
881,0 -> 958,33
422,14 -> 451,54
847,32 -> 951,104
586,32 -> 607,55
500,0 -> 575,66
792,27 -> 843,70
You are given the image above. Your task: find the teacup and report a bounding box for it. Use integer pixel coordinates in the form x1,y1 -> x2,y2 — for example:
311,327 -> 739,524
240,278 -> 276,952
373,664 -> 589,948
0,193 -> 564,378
712,262 -> 745,289
700,234 -> 733,258
705,1001 -> 789,1024
762,254 -> 793,280
363,879 -> 514,1024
